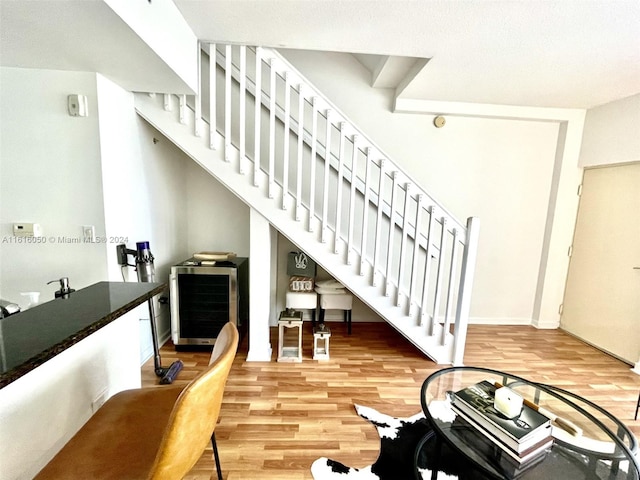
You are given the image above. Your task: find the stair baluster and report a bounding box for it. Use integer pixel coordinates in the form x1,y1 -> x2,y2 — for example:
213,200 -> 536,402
432,216 -> 447,337
441,227 -> 460,345
408,194 -> 424,317
321,110 -> 332,244
282,72 -> 292,210
253,47 -> 261,183
347,135 -> 359,265
384,172 -> 399,298
308,96 -> 318,233
334,123 -> 346,255
239,45 -> 247,174
295,86 -> 305,222
421,206 -> 436,331
195,41 -> 202,138
359,147 -> 373,276
372,159 -> 386,287
268,58 -> 276,199
397,183 -> 412,307
224,45 -> 232,162
179,94 -> 186,125
209,44 -> 217,150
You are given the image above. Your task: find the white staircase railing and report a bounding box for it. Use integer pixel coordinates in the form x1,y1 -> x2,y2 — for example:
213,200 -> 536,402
137,43 -> 480,364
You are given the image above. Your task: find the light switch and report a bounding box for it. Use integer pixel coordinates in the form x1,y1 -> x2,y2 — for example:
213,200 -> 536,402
83,225 -> 95,242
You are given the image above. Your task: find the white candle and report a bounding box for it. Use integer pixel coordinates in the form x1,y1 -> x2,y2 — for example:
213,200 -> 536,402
494,386 -> 523,418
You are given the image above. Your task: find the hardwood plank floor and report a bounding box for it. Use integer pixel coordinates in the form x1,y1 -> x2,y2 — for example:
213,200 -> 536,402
142,322 -> 640,479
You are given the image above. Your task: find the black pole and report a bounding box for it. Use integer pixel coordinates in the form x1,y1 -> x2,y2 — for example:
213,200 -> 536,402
146,298 -> 167,377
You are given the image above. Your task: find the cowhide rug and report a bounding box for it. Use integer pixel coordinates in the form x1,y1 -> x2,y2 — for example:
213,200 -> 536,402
311,404 -> 487,480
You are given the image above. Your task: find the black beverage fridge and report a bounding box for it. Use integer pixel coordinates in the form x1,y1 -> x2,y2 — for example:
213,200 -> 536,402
169,257 -> 248,348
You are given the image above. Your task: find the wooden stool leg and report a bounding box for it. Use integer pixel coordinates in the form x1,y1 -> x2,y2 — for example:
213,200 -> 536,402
211,432 -> 223,479
343,309 -> 352,334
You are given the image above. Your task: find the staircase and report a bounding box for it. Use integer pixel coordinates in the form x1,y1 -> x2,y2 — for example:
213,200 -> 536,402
135,44 -> 479,365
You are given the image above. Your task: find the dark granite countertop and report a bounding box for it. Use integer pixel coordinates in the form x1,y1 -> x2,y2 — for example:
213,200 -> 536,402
0,281 -> 165,388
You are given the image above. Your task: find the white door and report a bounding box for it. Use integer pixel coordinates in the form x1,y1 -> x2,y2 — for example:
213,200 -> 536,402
561,162 -> 640,364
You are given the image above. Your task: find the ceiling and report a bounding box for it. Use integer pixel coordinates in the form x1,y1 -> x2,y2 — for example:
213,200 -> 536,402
0,0 -> 195,93
1,0 -> 638,109
174,0 -> 640,109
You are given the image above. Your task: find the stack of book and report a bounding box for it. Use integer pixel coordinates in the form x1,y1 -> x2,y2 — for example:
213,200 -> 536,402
450,380 -> 554,477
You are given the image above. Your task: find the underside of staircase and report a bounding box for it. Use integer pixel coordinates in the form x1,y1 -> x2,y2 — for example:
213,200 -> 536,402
134,44 -> 479,365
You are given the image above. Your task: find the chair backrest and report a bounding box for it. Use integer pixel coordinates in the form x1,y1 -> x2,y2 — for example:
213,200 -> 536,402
209,324 -> 234,365
148,322 -> 239,479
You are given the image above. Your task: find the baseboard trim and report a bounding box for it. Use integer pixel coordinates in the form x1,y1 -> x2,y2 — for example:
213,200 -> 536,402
532,319 -> 561,329
468,317 -> 533,326
247,344 -> 273,362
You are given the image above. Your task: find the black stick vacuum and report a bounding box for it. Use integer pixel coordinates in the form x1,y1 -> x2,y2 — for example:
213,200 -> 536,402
117,241 -> 183,384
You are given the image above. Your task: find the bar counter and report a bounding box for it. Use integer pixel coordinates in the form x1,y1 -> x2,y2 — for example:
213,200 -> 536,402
0,280 -> 166,480
0,281 -> 165,388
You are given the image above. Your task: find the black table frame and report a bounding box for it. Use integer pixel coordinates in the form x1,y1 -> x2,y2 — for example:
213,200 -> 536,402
418,366 -> 639,480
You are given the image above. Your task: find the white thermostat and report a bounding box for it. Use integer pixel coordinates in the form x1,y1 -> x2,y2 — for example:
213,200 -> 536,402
13,223 -> 42,237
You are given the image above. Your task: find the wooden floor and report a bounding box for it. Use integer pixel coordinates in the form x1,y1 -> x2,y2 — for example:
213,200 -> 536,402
141,322 -> 640,480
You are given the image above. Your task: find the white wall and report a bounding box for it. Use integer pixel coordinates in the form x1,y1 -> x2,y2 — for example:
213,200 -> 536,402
0,67 -> 108,308
104,0 -> 199,93
97,74 -> 190,349
280,49 -> 563,325
186,161 -> 250,257
579,93 -> 640,167
0,68 -> 193,361
0,307 -> 142,480
246,208 -> 274,361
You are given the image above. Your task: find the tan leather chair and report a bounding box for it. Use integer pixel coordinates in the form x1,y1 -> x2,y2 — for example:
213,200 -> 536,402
35,322 -> 239,479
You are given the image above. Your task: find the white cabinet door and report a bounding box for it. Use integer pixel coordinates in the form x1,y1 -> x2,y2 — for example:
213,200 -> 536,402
561,162 -> 640,364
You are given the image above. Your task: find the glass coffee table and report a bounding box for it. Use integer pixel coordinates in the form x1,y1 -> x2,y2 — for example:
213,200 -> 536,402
416,367 -> 639,479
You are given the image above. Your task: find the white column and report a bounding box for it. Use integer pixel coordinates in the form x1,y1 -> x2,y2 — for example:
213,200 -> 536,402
246,208 -> 274,361
532,113 -> 585,328
632,358 -> 640,375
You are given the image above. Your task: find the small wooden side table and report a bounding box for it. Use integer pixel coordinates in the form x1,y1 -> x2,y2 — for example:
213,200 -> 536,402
277,310 -> 303,363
